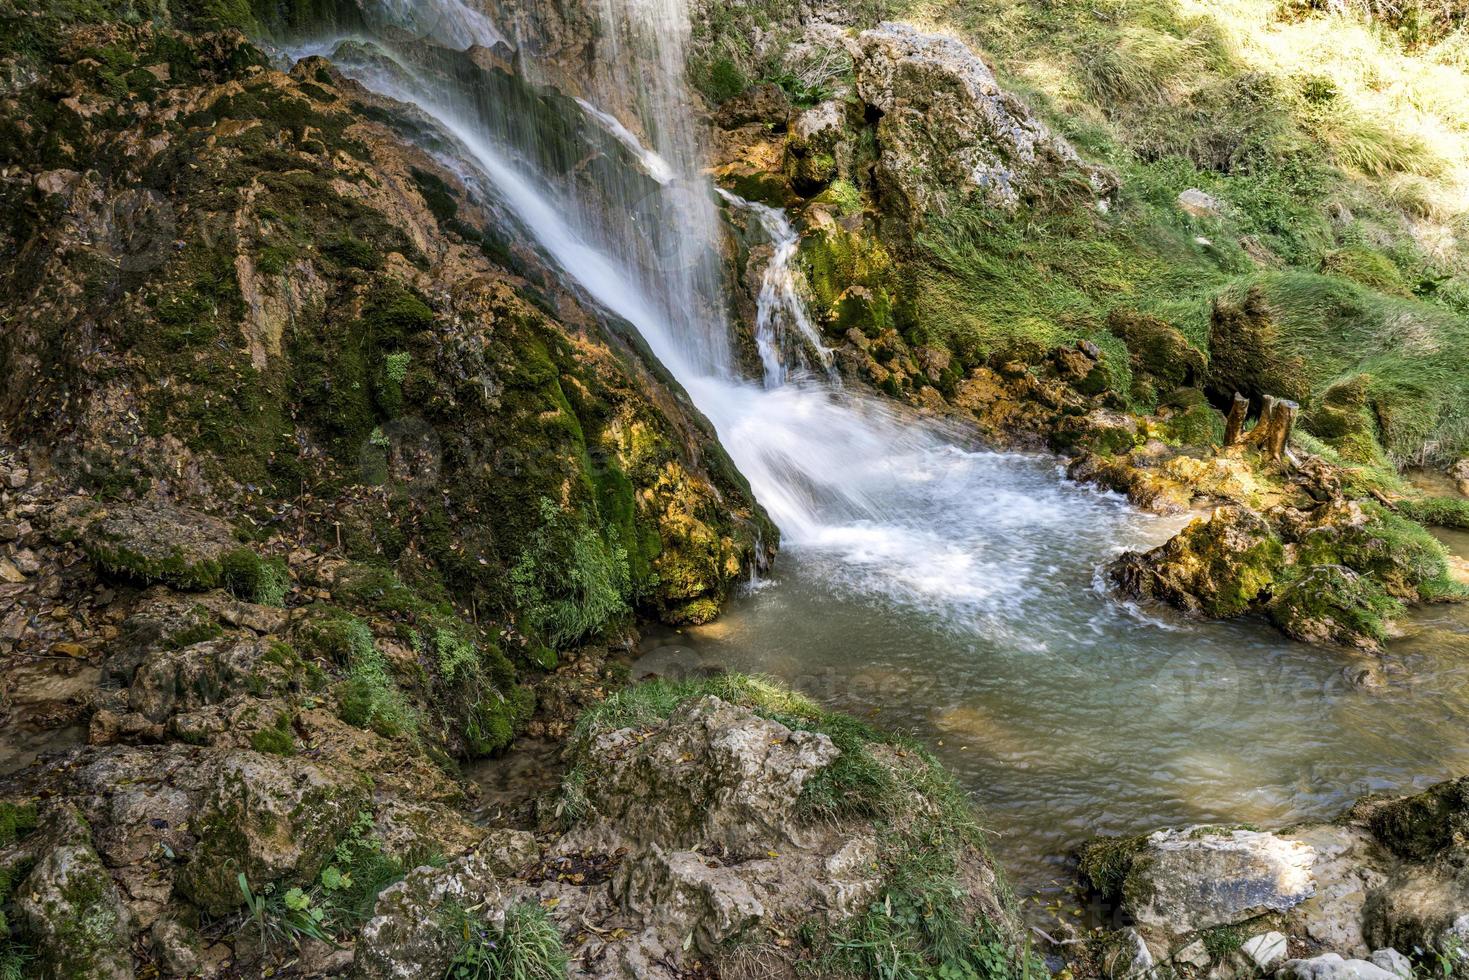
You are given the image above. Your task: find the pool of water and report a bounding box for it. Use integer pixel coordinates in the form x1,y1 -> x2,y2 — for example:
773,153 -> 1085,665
635,454 -> 1469,898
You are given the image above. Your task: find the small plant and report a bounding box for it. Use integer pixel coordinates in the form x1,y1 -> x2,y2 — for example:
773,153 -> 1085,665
384,351 -> 412,384
510,499 -> 631,649
446,901 -> 569,980
249,711 -> 297,756
236,873 -> 333,960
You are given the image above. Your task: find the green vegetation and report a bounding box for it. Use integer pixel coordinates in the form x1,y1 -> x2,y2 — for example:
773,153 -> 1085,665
1399,497 -> 1469,530
1075,834 -> 1148,905
567,676 -> 1036,979
249,711 -> 298,756
510,498 -> 632,649
221,548 -> 291,606
445,900 -> 569,980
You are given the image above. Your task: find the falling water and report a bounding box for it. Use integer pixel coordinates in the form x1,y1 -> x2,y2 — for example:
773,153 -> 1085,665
290,0 -> 1469,896
718,190 -> 835,386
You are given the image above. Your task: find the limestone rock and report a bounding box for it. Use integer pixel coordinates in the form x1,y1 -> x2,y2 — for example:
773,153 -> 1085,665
355,852 -> 507,980
81,499 -> 238,590
1268,565 -> 1396,651
1368,948 -> 1413,979
14,841 -> 137,980
1242,931 -> 1290,971
1178,188 -> 1223,218
176,751 -> 369,916
1120,828 -> 1316,933
1452,459 -> 1469,497
573,695 -> 840,853
1276,953 -> 1397,980
714,83 -> 790,129
852,22 -> 1109,218
1110,506 -> 1285,618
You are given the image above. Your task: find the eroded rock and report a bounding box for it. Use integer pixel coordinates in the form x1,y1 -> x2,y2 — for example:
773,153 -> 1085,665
1110,506 -> 1284,618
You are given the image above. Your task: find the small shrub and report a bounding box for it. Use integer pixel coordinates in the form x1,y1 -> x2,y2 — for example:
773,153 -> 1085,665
510,499 -> 631,648
221,548 -> 291,606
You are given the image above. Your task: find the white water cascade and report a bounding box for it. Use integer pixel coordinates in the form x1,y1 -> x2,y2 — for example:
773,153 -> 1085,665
289,0 -> 1469,895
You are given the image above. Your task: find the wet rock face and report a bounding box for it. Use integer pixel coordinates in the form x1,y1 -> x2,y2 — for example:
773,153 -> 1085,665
1078,778 -> 1469,978
1110,505 -> 1285,618
852,22 -> 1110,217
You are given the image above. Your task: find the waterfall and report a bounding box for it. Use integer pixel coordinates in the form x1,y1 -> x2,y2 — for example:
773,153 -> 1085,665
293,0 -> 1057,583
717,190 -> 835,387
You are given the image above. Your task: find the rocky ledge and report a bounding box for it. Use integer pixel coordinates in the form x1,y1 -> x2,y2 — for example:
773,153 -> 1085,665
1074,777 -> 1469,980
0,668 -> 1029,979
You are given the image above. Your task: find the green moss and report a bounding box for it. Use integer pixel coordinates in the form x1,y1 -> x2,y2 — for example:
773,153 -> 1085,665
220,548 -> 291,606
1077,834 -> 1149,904
1366,777 -> 1469,862
1295,504 -> 1458,602
0,803 -> 38,850
250,712 -> 297,756
1268,565 -> 1402,647
85,541 -> 224,592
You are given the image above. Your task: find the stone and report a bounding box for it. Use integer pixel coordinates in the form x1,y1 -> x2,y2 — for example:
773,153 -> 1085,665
14,841 -> 138,980
714,83 -> 790,129
355,852 -> 507,980
1452,459 -> 1469,497
618,844 -> 768,955
1178,188 -> 1223,218
852,22 -> 1109,218
151,918 -> 207,978
1368,949 -> 1412,979
573,695 -> 840,853
1242,932 -> 1290,971
1110,506 -> 1285,619
80,498 -> 238,590
1362,867 -> 1469,956
1276,953 -> 1397,980
175,751 -> 369,916
1120,828 -> 1316,933
0,557 -> 24,583
1176,939 -> 1212,969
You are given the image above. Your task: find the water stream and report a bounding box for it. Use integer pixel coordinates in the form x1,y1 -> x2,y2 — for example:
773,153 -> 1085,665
292,0 -> 1469,901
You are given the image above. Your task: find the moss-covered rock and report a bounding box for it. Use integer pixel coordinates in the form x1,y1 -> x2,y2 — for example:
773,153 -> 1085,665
1267,565 -> 1401,649
13,839 -> 135,980
1110,505 -> 1285,617
175,752 -> 368,916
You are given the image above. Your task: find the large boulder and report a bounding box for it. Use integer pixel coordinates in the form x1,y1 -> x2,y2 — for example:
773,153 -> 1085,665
354,851 -> 509,980
572,694 -> 841,853
852,22 -> 1110,218
1110,505 -> 1285,618
79,499 -> 238,591
1118,828 -> 1317,933
175,752 -> 369,916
